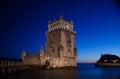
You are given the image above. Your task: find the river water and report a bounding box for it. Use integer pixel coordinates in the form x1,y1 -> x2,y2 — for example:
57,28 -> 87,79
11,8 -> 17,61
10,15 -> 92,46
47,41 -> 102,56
3,63 -> 120,79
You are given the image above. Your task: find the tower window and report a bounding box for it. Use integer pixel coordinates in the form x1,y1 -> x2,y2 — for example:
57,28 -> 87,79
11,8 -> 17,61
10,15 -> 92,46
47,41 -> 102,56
68,49 -> 70,52
53,49 -> 54,52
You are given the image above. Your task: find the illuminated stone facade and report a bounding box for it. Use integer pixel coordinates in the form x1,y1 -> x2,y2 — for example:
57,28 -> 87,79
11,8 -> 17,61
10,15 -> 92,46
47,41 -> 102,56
21,16 -> 77,68
46,16 -> 77,68
21,48 -> 46,65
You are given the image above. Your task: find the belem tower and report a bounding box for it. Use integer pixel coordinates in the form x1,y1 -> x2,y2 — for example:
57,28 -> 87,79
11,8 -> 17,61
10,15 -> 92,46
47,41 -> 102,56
21,16 -> 77,68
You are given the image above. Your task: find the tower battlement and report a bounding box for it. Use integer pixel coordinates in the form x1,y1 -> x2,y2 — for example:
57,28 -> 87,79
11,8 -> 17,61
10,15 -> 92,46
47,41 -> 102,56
48,16 -> 74,32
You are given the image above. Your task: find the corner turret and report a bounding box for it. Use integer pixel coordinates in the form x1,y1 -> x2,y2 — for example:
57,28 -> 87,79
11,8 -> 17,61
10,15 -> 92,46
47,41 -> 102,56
39,47 -> 45,57
21,49 -> 26,62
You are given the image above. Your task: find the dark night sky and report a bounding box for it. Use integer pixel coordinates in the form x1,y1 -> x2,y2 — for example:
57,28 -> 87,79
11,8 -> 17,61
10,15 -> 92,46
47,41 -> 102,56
0,0 -> 120,63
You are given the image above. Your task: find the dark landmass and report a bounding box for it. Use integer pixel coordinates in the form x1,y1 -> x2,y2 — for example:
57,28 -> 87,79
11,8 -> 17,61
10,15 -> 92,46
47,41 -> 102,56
0,57 -> 21,62
95,54 -> 120,67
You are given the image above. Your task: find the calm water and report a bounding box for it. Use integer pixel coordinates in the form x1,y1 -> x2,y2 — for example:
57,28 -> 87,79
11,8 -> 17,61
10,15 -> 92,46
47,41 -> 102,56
3,63 -> 120,79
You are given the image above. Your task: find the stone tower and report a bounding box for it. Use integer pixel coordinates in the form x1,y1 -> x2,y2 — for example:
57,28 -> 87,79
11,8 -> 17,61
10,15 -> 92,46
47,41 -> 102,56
46,16 -> 77,68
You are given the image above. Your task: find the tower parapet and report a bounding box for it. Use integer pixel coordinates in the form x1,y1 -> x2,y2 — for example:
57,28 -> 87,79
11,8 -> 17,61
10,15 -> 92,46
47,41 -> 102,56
47,16 -> 74,33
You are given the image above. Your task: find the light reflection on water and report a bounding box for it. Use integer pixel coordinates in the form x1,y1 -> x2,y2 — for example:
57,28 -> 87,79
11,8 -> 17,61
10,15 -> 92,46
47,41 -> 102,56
4,63 -> 120,79
77,63 -> 120,79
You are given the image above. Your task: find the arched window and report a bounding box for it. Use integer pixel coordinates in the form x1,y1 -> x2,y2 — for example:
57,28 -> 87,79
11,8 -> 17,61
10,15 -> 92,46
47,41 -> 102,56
57,26 -> 58,29
68,49 -> 70,52
58,25 -> 60,29
53,49 -> 54,52
64,26 -> 65,29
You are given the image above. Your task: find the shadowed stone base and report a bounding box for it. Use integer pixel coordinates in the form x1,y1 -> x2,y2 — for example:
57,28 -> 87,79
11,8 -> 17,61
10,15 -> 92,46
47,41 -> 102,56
45,66 -> 77,69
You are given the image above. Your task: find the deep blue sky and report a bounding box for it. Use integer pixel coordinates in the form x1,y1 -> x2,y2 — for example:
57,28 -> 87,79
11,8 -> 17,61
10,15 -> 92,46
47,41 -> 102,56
0,0 -> 120,63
